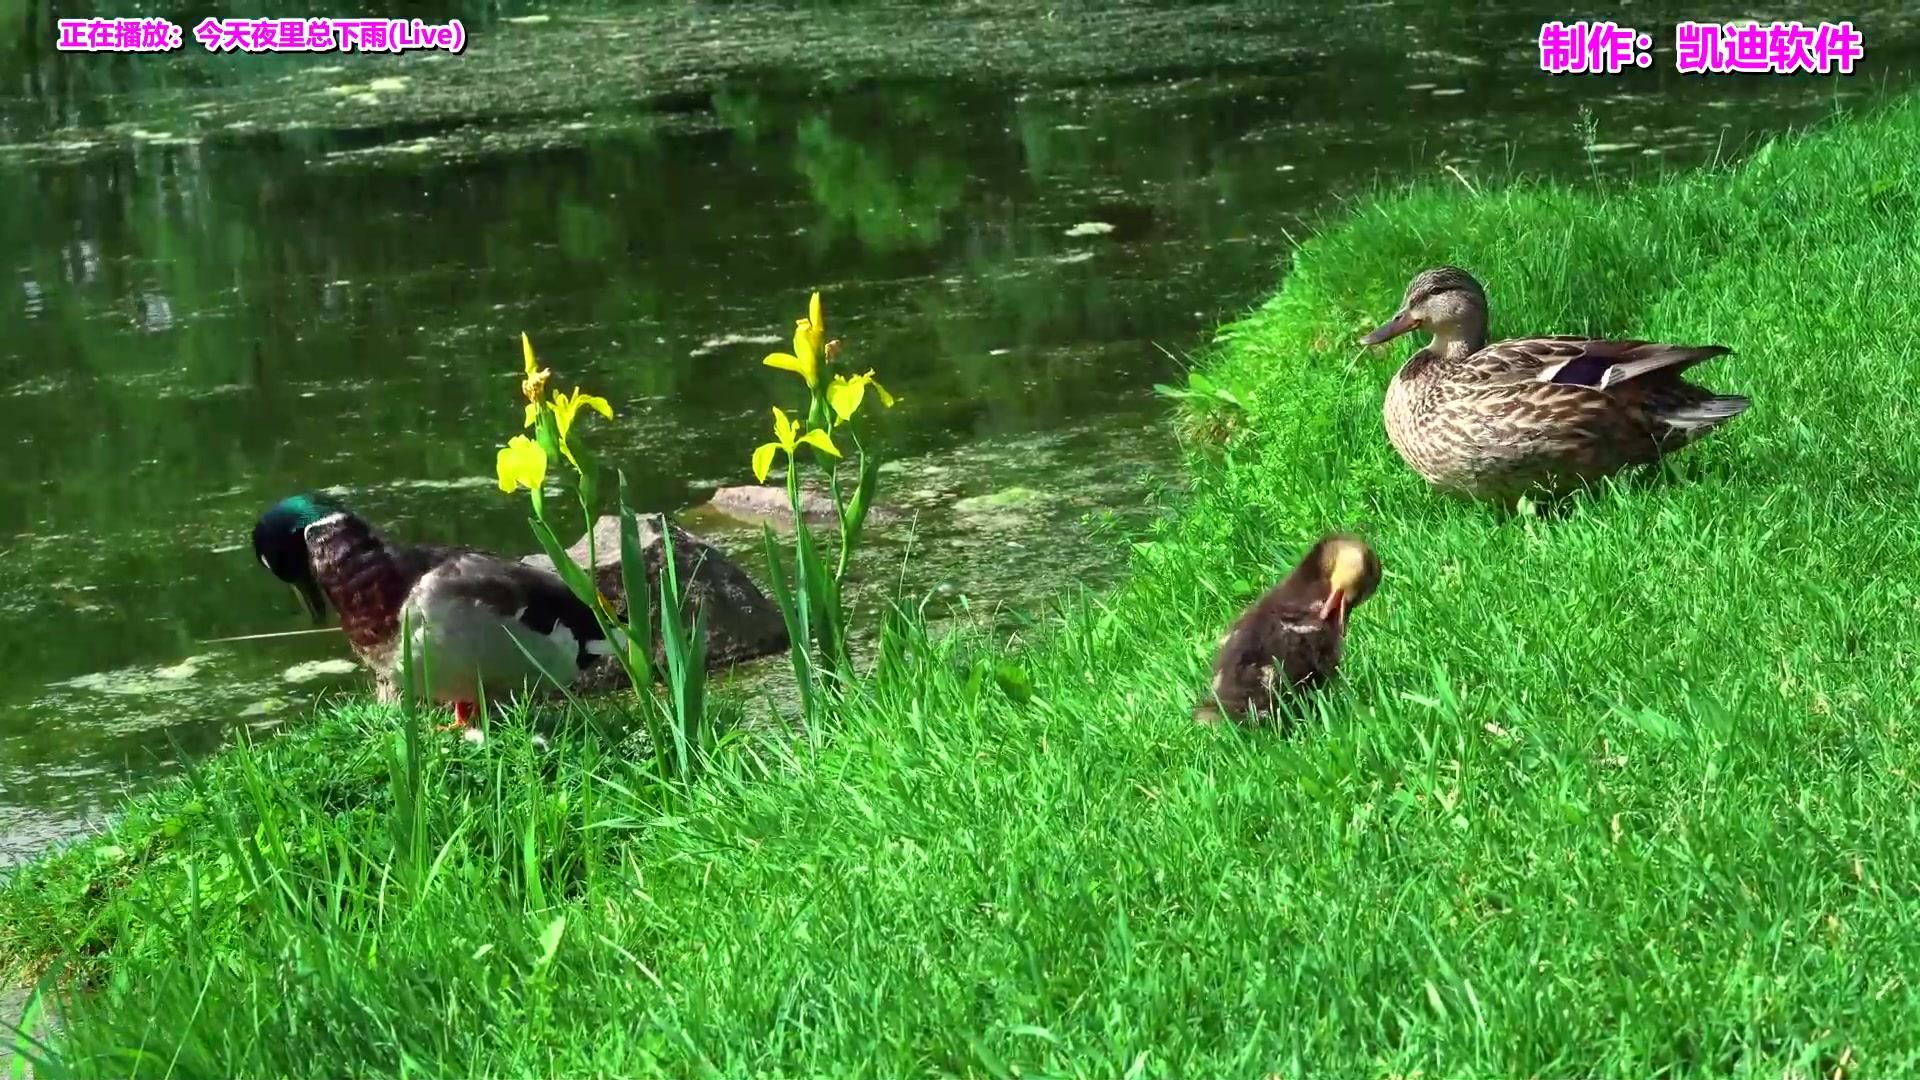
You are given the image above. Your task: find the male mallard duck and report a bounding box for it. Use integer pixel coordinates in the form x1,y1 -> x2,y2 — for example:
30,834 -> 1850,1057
1360,266 -> 1750,501
251,493 -> 622,730
1194,533 -> 1383,727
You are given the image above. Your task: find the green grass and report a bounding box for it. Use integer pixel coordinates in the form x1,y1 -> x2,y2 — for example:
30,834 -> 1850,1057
9,94 -> 1920,1077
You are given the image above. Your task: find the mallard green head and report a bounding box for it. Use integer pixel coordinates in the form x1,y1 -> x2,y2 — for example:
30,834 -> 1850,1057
251,492 -> 345,623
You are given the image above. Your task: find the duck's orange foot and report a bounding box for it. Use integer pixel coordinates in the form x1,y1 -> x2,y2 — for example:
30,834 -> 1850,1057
435,700 -> 477,732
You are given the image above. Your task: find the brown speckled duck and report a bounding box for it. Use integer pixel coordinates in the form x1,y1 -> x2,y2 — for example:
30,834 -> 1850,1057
251,493 -> 622,731
1360,266 -> 1750,502
1194,533 -> 1383,728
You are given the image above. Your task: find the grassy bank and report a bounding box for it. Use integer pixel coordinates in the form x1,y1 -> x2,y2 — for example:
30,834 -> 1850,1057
9,94 -> 1920,1076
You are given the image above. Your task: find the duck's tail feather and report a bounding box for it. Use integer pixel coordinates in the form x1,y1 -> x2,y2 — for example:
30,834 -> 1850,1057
1654,392 -> 1751,444
583,623 -> 633,658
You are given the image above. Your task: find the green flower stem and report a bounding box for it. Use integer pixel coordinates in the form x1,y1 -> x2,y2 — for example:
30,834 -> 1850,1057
835,473 -> 857,585
575,465 -> 598,583
828,457 -> 848,581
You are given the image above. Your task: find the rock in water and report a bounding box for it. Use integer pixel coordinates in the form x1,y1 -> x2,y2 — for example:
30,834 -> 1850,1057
519,514 -> 790,693
698,483 -> 903,530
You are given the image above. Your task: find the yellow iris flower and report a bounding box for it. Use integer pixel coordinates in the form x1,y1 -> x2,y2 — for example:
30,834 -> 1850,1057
520,333 -> 552,428
802,290 -> 824,358
496,434 -> 547,493
549,387 -> 614,468
751,405 -> 841,483
826,370 -> 897,425
763,290 -> 827,389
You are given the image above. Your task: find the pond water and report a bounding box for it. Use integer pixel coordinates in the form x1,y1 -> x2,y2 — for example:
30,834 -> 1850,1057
2,0 -> 1916,866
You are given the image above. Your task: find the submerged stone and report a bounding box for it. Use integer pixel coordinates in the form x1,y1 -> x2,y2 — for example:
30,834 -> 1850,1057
953,485 -> 1045,513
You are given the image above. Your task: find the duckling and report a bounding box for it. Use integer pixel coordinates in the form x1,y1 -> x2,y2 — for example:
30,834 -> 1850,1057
1361,266 -> 1750,501
1194,533 -> 1382,727
250,493 -> 622,731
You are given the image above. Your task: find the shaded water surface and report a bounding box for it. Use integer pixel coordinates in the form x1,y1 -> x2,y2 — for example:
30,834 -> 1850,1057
2,0 -> 1916,863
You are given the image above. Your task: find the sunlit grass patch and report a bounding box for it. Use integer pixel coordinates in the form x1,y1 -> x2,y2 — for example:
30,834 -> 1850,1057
6,95 -> 1920,1078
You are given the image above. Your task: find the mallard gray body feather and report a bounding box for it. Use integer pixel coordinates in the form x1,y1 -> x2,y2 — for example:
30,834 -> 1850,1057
252,493 -> 621,727
393,550 -> 610,704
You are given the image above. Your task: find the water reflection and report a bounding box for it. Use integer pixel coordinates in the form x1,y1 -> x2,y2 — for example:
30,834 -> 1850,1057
0,0 -> 1916,856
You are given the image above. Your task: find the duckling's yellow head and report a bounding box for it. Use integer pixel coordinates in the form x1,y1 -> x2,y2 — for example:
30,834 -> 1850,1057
1311,533 -> 1382,629
1359,266 -> 1488,352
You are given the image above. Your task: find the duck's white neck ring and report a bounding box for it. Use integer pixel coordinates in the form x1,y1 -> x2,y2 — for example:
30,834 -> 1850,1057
303,512 -> 350,536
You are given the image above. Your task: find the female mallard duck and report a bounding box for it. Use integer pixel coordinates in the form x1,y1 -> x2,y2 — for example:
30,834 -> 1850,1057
1194,533 -> 1383,728
251,493 -> 622,731
1360,266 -> 1750,502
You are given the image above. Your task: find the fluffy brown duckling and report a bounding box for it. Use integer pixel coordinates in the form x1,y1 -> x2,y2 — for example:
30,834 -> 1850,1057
1193,533 -> 1383,727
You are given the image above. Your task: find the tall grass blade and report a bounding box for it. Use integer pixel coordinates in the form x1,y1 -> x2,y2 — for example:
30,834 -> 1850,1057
615,470 -> 656,693
759,523 -> 815,724
793,519 -> 847,682
836,441 -> 884,582
655,524 -> 708,784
